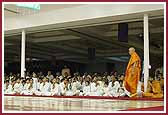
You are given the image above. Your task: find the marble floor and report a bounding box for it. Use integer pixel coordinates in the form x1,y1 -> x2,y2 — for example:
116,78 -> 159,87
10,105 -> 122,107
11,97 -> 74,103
4,96 -> 164,111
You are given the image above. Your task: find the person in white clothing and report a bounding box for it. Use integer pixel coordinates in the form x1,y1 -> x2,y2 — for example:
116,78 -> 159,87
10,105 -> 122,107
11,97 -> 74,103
36,78 -> 43,91
103,82 -> 111,96
46,71 -> 54,82
108,76 -> 120,97
13,78 -> 23,94
90,77 -> 97,96
35,77 -> 51,96
116,80 -> 126,97
59,78 -> 68,96
95,82 -> 104,96
32,72 -> 38,91
49,78 -> 61,96
66,78 -> 80,96
4,79 -> 16,94
72,77 -> 80,96
83,81 -> 91,96
65,78 -> 74,96
76,77 -> 83,91
20,78 -> 30,95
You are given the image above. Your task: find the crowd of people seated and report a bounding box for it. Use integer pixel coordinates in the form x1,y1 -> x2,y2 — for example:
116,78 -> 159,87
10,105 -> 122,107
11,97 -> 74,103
4,70 -> 164,98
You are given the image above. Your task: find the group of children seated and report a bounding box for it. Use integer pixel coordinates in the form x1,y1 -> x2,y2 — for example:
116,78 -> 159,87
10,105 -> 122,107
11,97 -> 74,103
4,71 -> 164,98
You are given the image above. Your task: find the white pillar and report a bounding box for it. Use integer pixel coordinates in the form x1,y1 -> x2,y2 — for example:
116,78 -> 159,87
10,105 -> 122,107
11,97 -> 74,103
21,30 -> 26,78
143,14 -> 150,92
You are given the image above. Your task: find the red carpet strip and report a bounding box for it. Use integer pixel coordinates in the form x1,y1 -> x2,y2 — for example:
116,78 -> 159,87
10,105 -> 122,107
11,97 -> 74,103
121,106 -> 164,111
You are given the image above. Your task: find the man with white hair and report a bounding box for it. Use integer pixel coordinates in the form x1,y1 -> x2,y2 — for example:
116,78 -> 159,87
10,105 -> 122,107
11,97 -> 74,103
124,47 -> 141,96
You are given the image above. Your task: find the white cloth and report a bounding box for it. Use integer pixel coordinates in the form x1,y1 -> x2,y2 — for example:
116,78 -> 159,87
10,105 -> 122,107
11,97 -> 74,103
59,82 -> 67,96
13,83 -> 23,93
4,84 -> 15,94
49,83 -> 61,96
32,77 -> 38,90
20,83 -> 34,95
108,81 -> 120,97
34,82 -> 51,96
83,85 -> 91,96
90,82 -> 99,96
103,86 -> 111,96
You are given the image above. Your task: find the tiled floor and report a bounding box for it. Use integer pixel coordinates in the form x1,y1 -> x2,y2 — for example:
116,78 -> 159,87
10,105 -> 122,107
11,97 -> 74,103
4,96 -> 164,111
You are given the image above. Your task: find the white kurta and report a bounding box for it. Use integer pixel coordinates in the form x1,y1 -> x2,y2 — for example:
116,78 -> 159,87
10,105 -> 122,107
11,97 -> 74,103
95,85 -> 104,96
108,81 -> 120,97
49,83 -> 61,96
66,83 -> 73,96
103,86 -> 111,96
32,77 -> 38,91
13,83 -> 23,94
66,82 -> 80,96
59,82 -> 67,96
83,85 -> 91,96
117,87 -> 126,97
35,82 -> 51,96
90,82 -> 98,96
76,81 -> 82,91
20,83 -> 34,95
4,84 -> 15,94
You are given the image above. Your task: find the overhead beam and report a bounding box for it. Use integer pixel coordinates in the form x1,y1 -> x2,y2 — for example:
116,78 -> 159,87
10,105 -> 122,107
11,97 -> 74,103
62,29 -> 118,48
104,27 -> 163,37
69,29 -> 130,48
31,35 -> 81,43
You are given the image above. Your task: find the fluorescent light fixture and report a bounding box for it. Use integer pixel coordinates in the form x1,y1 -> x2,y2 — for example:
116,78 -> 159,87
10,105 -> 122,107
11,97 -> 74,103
106,57 -> 128,62
16,4 -> 40,10
120,56 -> 129,60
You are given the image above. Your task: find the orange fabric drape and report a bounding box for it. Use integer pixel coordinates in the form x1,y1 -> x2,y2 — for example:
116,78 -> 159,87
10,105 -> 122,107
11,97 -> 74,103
143,80 -> 163,98
124,52 -> 141,94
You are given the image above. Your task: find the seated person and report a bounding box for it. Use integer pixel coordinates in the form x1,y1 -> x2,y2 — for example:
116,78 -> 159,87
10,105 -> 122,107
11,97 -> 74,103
13,78 -> 23,94
20,78 -> 31,95
142,77 -> 163,98
59,78 -> 68,96
5,79 -> 16,94
116,80 -> 127,97
103,82 -> 111,96
83,81 -> 91,96
108,75 -> 120,97
49,78 -> 61,96
46,71 -> 54,82
34,77 -> 51,96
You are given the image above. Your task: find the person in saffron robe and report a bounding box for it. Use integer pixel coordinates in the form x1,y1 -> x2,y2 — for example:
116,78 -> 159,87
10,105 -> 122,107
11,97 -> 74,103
124,47 -> 141,95
142,77 -> 163,98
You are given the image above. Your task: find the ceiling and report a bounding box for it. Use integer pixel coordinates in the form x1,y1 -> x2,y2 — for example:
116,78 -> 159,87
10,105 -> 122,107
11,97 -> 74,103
4,17 -> 164,64
4,4 -> 84,17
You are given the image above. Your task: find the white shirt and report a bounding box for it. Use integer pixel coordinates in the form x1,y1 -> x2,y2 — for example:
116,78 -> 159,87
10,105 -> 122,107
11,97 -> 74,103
14,83 -> 23,93
108,81 -> 120,93
39,82 -> 50,93
90,82 -> 96,92
5,84 -> 13,93
83,85 -> 91,96
50,83 -> 60,93
23,83 -> 30,90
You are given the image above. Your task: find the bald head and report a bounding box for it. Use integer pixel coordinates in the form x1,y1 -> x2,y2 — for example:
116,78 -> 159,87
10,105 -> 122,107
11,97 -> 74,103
129,47 -> 135,55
